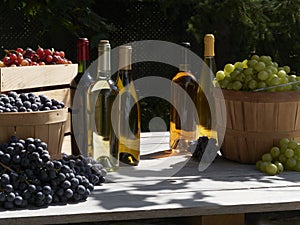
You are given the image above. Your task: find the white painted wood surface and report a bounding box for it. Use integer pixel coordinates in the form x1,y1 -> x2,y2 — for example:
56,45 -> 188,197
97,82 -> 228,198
1,132 -> 300,225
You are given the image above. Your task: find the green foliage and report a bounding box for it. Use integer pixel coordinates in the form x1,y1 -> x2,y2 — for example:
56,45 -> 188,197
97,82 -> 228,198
161,0 -> 300,73
2,0 -> 113,50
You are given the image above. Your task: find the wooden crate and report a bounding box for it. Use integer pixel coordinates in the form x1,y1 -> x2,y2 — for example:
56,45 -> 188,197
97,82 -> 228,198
0,64 -> 77,92
0,64 -> 77,154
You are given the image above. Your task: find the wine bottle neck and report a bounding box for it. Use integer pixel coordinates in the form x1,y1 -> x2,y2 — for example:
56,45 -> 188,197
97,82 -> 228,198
204,57 -> 217,75
118,69 -> 133,86
179,64 -> 191,72
97,40 -> 111,80
78,60 -> 88,74
179,42 -> 191,72
119,45 -> 132,70
71,38 -> 91,87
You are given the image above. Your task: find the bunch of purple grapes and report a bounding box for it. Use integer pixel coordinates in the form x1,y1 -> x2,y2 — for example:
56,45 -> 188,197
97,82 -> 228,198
190,136 -> 218,161
0,136 -> 106,209
0,91 -> 65,112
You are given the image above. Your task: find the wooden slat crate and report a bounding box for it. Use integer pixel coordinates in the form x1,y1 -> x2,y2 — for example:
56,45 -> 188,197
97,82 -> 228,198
0,64 -> 77,92
0,64 -> 77,154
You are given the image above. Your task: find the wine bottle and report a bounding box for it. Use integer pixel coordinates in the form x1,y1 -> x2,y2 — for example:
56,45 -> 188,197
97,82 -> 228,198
170,42 -> 199,152
116,45 -> 140,166
197,34 -> 217,138
71,38 -> 94,156
87,40 -> 119,171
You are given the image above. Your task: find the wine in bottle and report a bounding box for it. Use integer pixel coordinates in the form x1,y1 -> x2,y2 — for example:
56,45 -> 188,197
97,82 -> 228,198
197,34 -> 217,138
170,42 -> 199,152
87,40 -> 119,171
115,45 -> 140,166
70,38 -> 94,156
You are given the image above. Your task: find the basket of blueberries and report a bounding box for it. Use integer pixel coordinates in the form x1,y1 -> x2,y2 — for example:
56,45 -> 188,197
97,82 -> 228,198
0,91 -> 67,159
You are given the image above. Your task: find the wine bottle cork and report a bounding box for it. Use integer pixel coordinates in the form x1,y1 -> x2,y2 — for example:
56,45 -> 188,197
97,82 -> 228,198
204,34 -> 215,57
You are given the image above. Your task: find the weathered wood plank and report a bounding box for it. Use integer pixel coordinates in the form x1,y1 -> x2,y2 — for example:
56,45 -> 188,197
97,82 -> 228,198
0,64 -> 77,92
0,132 -> 299,225
1,185 -> 300,225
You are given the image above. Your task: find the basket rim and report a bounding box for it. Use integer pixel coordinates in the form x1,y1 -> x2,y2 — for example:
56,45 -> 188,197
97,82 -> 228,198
213,88 -> 300,102
0,107 -> 68,126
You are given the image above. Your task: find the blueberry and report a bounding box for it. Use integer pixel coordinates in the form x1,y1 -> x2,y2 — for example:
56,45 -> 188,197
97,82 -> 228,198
52,99 -> 58,106
28,92 -> 35,98
31,103 -> 39,111
15,99 -> 22,106
23,101 -> 31,109
8,91 -> 18,98
20,93 -> 28,101
8,97 -> 15,103
19,106 -> 26,112
45,101 -> 52,108
1,96 -> 10,104
5,103 -> 13,109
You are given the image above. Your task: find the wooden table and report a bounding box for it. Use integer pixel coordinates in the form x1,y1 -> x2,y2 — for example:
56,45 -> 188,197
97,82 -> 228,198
1,132 -> 300,225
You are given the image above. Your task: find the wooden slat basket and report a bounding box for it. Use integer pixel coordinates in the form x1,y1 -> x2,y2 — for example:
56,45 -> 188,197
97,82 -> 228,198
0,108 -> 68,159
214,89 -> 300,163
0,64 -> 77,155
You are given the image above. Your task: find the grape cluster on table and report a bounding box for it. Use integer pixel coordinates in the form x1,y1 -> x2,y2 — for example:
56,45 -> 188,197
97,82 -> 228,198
190,136 -> 219,161
0,136 -> 106,209
256,138 -> 300,175
0,47 -> 72,67
0,91 -> 65,113
215,55 -> 299,91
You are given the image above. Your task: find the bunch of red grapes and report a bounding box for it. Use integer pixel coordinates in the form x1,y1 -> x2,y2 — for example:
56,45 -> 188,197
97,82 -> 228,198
0,47 -> 72,67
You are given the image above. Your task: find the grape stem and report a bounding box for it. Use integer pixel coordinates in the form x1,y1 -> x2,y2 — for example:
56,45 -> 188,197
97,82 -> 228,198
0,161 -> 16,173
253,80 -> 300,92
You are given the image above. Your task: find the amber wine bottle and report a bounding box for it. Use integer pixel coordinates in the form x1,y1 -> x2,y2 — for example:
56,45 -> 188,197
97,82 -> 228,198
116,45 -> 140,166
170,42 -> 199,152
197,34 -> 217,138
71,38 -> 94,156
87,40 -> 119,171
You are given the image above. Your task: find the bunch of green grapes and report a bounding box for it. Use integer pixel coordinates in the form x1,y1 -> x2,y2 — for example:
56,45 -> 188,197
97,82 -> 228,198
256,138 -> 300,175
215,55 -> 300,91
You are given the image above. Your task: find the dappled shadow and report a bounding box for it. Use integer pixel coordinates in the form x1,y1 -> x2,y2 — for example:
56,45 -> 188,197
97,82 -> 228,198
90,154 -> 300,214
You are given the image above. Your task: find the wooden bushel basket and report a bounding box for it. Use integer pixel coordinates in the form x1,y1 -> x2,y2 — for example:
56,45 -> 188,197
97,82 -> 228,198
0,108 -> 68,159
214,89 -> 300,163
